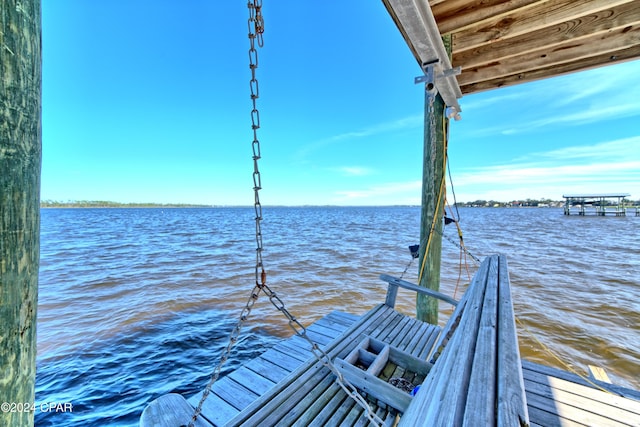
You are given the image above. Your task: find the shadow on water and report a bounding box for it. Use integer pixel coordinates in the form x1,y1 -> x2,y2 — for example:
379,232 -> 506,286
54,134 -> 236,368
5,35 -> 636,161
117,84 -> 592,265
35,309 -> 279,427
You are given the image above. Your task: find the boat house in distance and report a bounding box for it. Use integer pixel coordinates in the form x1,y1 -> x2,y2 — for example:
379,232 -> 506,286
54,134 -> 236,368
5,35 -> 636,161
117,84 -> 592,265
563,193 -> 632,216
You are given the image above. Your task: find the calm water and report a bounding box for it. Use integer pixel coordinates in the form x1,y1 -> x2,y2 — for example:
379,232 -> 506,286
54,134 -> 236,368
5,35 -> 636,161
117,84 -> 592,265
35,207 -> 640,426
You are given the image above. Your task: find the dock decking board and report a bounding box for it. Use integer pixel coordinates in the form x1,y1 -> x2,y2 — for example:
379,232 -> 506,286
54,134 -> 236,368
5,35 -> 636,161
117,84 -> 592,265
145,309 -> 639,426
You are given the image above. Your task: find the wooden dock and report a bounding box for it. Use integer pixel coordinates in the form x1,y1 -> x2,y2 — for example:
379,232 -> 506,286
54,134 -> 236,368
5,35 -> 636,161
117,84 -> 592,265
563,194 -> 633,216
142,309 -> 640,426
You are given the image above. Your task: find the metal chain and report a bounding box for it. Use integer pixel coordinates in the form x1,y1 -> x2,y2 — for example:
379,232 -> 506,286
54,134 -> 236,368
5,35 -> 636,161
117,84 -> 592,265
190,2 -> 382,425
188,3 -> 266,425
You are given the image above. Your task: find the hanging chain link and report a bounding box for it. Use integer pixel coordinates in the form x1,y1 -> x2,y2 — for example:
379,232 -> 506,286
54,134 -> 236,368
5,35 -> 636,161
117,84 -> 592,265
190,2 -> 382,425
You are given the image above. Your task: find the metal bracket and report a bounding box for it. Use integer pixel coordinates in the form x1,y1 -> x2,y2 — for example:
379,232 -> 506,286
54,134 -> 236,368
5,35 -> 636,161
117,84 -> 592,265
414,59 -> 439,95
415,59 -> 463,119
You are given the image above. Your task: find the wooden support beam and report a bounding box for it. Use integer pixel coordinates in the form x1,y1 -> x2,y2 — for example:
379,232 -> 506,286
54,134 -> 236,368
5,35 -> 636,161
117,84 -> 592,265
416,35 -> 450,324
0,2 -> 42,426
451,0 -> 635,52
461,44 -> 640,94
432,0 -> 543,34
453,1 -> 640,70
457,25 -> 640,88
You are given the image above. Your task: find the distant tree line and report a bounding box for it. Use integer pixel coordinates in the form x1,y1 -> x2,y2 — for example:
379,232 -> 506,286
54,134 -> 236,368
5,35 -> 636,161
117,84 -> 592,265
40,200 -> 210,208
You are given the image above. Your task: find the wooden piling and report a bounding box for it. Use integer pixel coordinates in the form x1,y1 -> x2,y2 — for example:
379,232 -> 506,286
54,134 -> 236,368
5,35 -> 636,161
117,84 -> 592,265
1,1 -> 42,426
416,36 -> 450,324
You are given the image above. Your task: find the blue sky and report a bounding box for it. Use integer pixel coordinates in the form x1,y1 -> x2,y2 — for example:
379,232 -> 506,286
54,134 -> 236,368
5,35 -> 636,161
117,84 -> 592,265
42,1 -> 640,205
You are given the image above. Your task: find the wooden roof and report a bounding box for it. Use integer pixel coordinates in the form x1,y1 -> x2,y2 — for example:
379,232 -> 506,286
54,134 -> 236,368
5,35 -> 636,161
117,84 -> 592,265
383,0 -> 640,98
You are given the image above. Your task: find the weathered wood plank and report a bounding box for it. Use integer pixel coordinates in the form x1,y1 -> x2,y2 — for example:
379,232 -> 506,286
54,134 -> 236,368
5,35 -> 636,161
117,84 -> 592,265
525,391 -> 633,427
392,319 -> 423,355
189,390 -> 240,426
414,323 -> 441,360
307,322 -> 351,341
324,391 -> 357,426
243,356 -> 291,383
259,346 -> 308,372
402,320 -> 431,356
342,403 -> 364,426
140,393 -> 213,427
462,256 -> 498,426
523,369 -> 640,416
225,304 -> 394,426
335,358 -> 413,412
457,25 -> 640,87
399,256 -> 492,426
324,310 -> 360,326
497,254 -> 530,426
433,0 -> 542,34
428,256 -> 489,363
453,1 -> 640,69
380,274 -> 459,307
272,339 -> 313,362
522,360 -> 640,401
526,404 -> 583,427
452,0 -> 634,51
431,258 -> 492,426
210,377 -> 260,411
524,377 -> 640,425
247,308 -> 400,426
303,385 -> 348,427
383,315 -> 413,347
461,45 -> 640,94
276,374 -> 336,426
228,366 -> 275,396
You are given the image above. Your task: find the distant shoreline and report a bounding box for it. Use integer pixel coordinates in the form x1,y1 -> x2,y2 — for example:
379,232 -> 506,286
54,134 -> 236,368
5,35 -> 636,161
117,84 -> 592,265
41,199 -> 639,209
40,201 -> 213,208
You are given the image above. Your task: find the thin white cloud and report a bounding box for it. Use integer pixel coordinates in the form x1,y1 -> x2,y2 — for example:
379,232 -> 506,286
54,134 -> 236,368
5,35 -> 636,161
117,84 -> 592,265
294,114 -> 422,160
329,114 -> 423,141
535,136 -> 640,161
336,166 -> 375,176
451,137 -> 640,201
459,60 -> 640,137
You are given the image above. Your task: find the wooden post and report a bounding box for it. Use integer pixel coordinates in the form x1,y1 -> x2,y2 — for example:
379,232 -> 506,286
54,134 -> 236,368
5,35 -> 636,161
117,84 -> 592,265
416,93 -> 446,324
1,1 -> 42,426
416,35 -> 451,324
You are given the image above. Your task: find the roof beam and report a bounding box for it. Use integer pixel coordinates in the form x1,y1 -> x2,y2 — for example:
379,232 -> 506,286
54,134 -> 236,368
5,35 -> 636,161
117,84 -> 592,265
454,1 -> 640,69
460,45 -> 640,93
458,25 -> 640,88
432,0 -> 543,34
453,0 -> 635,52
382,0 -> 463,111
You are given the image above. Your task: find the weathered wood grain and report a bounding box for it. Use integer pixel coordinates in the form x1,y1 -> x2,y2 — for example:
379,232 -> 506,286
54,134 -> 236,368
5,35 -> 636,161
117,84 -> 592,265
458,25 -> 640,87
497,254 -> 530,427
453,0 -> 634,51
140,394 -> 213,427
1,2 -> 42,426
453,1 -> 640,69
433,0 -> 542,34
385,0 -> 640,96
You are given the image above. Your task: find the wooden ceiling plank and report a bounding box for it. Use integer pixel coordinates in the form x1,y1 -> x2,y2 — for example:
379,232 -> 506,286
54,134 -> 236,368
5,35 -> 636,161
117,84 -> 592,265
452,0 -> 636,52
432,0 -> 545,34
457,25 -> 640,86
460,46 -> 640,93
453,1 -> 640,69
